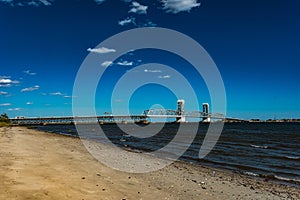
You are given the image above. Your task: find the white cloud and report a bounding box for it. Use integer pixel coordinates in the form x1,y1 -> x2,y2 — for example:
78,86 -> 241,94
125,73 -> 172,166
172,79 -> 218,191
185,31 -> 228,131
8,108 -> 21,111
0,103 -> 11,106
94,0 -> 106,4
158,75 -> 171,79
26,102 -> 34,105
144,69 -> 162,73
117,61 -> 133,66
87,47 -> 116,54
49,92 -> 63,96
0,91 -> 8,95
23,70 -> 37,75
118,17 -> 136,26
129,1 -> 148,14
0,79 -> 12,84
161,0 -> 201,14
101,61 -> 113,67
21,85 -> 40,92
0,78 -> 19,87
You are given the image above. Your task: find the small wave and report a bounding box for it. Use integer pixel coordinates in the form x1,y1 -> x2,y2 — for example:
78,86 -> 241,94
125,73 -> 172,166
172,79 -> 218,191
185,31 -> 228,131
274,175 -> 300,183
250,144 -> 268,149
243,171 -> 259,177
285,156 -> 300,160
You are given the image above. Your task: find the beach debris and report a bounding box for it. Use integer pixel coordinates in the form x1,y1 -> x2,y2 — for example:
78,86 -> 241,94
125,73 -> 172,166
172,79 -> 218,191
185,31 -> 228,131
213,170 -> 216,177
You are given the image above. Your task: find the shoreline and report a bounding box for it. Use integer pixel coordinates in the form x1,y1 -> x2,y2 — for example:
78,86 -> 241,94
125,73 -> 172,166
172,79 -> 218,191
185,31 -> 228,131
28,123 -> 300,188
1,126 -> 299,199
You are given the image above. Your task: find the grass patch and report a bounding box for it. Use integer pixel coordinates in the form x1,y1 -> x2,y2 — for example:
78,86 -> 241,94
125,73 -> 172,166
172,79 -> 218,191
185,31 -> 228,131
0,122 -> 10,127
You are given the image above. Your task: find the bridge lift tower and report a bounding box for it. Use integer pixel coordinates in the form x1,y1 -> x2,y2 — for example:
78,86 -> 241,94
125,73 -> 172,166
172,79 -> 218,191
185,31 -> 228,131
202,103 -> 211,122
176,99 -> 186,122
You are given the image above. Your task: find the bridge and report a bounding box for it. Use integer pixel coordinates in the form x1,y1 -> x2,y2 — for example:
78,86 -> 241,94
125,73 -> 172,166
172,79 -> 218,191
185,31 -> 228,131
10,100 -> 227,125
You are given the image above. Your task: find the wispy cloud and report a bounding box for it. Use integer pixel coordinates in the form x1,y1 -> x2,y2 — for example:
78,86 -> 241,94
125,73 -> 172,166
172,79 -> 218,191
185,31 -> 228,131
87,47 -> 116,54
114,99 -> 123,103
26,102 -> 34,105
0,76 -> 11,79
94,0 -> 106,4
0,91 -> 8,95
0,0 -> 13,4
158,75 -> 171,79
23,70 -> 37,76
129,1 -> 148,14
0,103 -> 11,106
141,21 -> 157,27
0,0 -> 54,7
117,61 -> 133,66
161,0 -> 201,14
144,69 -> 162,73
29,0 -> 52,6
101,61 -> 113,67
119,17 -> 136,26
63,95 -> 77,99
49,92 -> 63,96
0,84 -> 11,88
8,108 -> 21,111
21,85 -> 40,92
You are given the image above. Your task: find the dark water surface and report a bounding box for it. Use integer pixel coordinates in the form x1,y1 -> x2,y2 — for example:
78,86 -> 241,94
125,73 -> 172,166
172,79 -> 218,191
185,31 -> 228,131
30,122 -> 300,186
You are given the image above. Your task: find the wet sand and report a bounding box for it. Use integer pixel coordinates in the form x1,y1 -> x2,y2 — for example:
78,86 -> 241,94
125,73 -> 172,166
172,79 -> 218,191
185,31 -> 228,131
0,126 -> 299,200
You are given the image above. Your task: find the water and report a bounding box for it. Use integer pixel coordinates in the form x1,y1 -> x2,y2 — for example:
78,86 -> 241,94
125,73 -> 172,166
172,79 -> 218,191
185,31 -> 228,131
30,122 -> 300,186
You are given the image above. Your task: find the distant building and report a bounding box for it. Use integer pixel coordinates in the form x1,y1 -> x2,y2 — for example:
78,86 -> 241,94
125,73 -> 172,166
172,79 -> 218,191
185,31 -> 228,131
15,116 -> 25,119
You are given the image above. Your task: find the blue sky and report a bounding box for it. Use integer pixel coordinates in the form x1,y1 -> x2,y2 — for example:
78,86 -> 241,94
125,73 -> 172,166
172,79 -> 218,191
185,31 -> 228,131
0,0 -> 299,119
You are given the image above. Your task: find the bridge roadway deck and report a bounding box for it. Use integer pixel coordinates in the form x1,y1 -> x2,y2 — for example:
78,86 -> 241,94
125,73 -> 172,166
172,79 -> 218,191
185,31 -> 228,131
10,114 -> 232,125
10,115 -> 148,125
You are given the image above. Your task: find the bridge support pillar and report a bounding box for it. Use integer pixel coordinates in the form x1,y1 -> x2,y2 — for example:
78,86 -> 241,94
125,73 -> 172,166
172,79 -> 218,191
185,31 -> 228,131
176,116 -> 186,123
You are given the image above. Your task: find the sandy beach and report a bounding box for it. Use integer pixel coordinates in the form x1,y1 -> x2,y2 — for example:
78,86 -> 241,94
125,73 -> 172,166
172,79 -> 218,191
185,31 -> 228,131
0,126 -> 299,200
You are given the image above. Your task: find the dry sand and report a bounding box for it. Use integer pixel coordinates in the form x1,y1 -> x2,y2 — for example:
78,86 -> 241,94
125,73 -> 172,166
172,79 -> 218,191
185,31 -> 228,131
0,126 -> 299,200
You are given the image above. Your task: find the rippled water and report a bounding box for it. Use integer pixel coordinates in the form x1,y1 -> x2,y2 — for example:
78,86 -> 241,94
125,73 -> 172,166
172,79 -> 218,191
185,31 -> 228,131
30,122 -> 300,185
